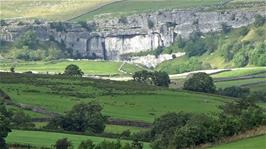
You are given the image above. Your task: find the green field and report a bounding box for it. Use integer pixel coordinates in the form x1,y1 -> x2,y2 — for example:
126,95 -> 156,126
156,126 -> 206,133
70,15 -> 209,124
72,0 -> 222,21
209,135 -> 266,149
0,60 -> 143,76
212,68 -> 266,78
105,125 -> 147,134
215,78 -> 266,89
6,130 -> 151,149
0,0 -> 112,20
0,72 -> 235,122
0,0 -> 223,21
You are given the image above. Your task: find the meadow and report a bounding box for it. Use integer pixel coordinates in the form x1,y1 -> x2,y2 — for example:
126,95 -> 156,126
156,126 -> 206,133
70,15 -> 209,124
6,130 -> 151,149
0,60 -> 142,76
211,67 -> 266,78
0,72 -> 233,122
0,0 -> 112,20
209,135 -> 266,149
215,78 -> 266,90
72,0 -> 222,21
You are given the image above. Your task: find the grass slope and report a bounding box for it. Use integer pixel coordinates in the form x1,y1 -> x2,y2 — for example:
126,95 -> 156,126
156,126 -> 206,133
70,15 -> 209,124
0,0 -> 112,20
209,135 -> 266,149
211,67 -> 266,78
0,60 -> 143,76
72,0 -> 221,21
0,72 -> 234,122
6,130 -> 151,149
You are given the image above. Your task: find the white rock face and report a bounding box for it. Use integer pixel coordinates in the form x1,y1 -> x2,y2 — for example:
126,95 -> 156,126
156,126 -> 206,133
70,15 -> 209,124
129,52 -> 186,68
1,8 -> 265,60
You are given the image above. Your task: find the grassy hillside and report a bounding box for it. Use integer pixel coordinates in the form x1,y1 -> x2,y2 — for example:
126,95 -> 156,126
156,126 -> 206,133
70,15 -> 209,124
0,72 -> 234,122
7,130 -> 150,149
0,60 -> 143,76
156,23 -> 266,74
209,135 -> 266,149
72,0 -> 222,21
0,0 -> 112,20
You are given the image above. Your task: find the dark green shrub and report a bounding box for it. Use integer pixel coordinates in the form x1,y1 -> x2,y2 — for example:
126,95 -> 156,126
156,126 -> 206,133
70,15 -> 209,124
54,138 -> 73,149
64,64 -> 84,77
183,72 -> 216,93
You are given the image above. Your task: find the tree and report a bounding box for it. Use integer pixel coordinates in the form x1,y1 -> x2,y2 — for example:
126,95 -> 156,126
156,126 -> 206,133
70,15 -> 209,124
150,71 -> 170,87
233,51 -> 249,67
10,67 -> 15,73
132,70 -> 151,82
0,102 -> 11,149
10,110 -> 35,128
48,102 -> 106,133
54,138 -> 73,149
183,72 -> 216,93
131,140 -> 143,149
78,139 -> 95,149
15,31 -> 38,49
64,64 -> 84,77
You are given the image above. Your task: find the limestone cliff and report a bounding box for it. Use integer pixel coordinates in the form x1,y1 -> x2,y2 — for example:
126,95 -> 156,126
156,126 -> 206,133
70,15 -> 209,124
0,9 -> 264,60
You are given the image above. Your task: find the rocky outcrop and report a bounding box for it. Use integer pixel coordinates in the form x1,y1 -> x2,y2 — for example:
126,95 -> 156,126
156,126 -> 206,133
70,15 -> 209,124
0,9 -> 264,60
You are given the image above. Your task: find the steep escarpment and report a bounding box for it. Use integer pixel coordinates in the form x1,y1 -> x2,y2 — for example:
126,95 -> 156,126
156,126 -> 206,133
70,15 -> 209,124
0,9 -> 264,60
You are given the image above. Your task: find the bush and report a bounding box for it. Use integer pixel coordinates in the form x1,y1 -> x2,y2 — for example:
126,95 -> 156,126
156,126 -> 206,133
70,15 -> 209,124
239,27 -> 249,36
78,139 -> 95,149
184,39 -> 206,57
15,31 -> 38,50
254,15 -> 265,27
249,42 -> 266,66
218,86 -> 250,98
54,138 -> 73,149
221,23 -> 232,33
133,71 -> 170,87
150,71 -> 170,87
183,72 -> 216,93
148,19 -> 155,29
233,51 -> 249,67
10,110 -> 35,128
64,64 -> 84,77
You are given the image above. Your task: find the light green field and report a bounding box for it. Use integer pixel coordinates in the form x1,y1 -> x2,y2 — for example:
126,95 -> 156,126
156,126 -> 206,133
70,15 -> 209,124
0,72 -> 235,122
209,135 -> 266,149
0,0 -> 112,20
6,130 -> 150,149
215,78 -> 266,89
72,0 -> 221,21
105,125 -> 148,134
0,60 -> 143,75
33,122 -> 146,134
212,68 -> 266,78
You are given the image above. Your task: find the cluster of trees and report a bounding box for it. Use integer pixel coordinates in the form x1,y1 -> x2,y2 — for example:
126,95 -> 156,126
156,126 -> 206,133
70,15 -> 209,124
6,31 -> 70,61
54,138 -> 143,149
132,70 -> 170,87
0,102 -> 11,148
183,73 -> 266,102
149,98 -> 266,149
46,102 -> 106,133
